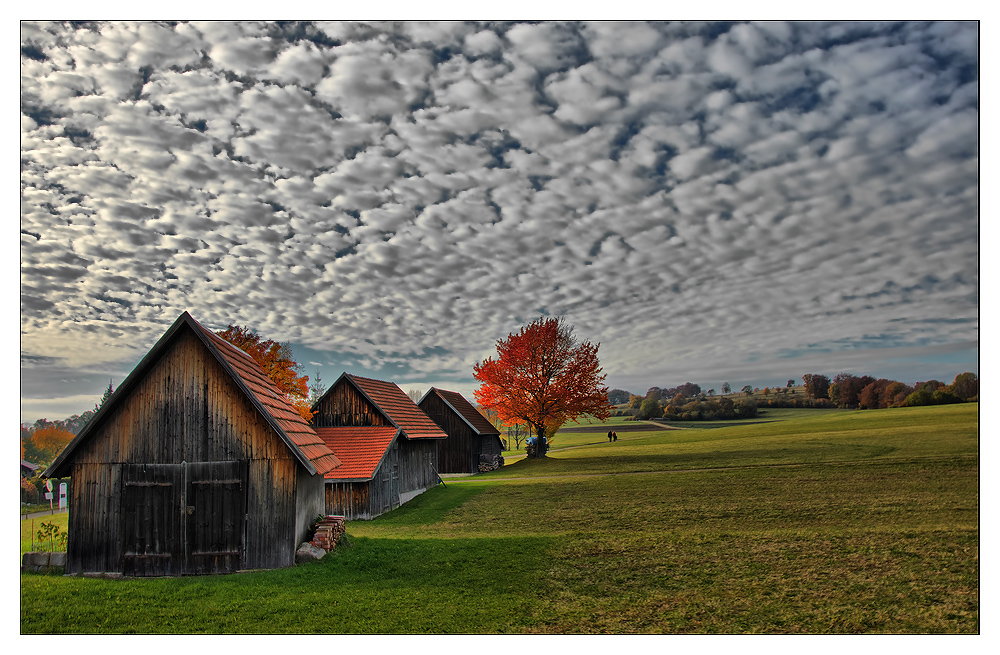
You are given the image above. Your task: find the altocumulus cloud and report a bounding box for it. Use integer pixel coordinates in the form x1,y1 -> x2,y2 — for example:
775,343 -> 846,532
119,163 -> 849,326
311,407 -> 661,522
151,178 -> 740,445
20,20 -> 978,420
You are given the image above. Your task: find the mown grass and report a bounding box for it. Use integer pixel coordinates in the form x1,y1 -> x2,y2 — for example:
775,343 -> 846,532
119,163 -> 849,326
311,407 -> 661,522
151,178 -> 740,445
20,511 -> 68,556
21,405 -> 978,634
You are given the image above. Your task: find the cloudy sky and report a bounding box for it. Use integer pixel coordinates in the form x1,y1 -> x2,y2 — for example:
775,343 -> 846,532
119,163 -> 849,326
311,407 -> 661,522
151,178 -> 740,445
19,20 -> 979,423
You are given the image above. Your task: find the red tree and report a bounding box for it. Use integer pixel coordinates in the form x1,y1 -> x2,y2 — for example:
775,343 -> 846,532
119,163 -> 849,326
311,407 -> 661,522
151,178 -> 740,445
473,317 -> 610,458
216,325 -> 314,422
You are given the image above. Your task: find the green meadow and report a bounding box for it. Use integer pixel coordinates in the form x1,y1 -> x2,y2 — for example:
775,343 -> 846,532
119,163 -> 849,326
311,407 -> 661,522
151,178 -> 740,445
20,404 -> 978,634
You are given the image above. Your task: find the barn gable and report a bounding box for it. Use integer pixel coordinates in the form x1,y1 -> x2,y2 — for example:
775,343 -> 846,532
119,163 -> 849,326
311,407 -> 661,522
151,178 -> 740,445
311,374 -> 445,519
419,388 -> 504,474
46,312 -> 339,479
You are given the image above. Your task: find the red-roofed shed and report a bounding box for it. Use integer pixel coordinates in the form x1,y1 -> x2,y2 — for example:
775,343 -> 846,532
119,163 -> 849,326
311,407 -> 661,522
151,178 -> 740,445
312,374 -> 446,519
419,388 -> 504,473
44,312 -> 340,576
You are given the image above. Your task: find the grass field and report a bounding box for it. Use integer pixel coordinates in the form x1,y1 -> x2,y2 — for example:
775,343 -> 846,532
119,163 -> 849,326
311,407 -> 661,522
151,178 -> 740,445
20,404 -> 978,634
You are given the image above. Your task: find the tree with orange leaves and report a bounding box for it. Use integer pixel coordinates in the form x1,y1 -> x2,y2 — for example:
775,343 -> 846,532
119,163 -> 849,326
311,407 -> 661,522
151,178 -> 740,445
216,325 -> 315,422
473,317 -> 610,458
23,426 -> 75,465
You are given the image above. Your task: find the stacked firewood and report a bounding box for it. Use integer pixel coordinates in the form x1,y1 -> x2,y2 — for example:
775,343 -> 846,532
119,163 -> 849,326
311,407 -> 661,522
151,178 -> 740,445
478,454 -> 505,472
310,515 -> 346,551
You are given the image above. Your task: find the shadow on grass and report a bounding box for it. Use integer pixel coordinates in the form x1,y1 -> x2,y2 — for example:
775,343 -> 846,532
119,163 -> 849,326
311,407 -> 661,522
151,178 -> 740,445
21,535 -> 557,634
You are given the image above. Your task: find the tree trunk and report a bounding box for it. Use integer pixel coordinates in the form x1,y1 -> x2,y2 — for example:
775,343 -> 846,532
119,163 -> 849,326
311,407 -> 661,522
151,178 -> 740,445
530,424 -> 547,458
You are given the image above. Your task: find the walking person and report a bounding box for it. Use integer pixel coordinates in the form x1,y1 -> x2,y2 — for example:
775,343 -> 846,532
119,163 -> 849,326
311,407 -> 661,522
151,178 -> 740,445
613,431 -> 618,441
608,430 -> 613,442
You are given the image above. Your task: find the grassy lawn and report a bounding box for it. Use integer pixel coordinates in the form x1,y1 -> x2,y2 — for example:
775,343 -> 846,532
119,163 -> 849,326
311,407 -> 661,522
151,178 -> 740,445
20,511 -> 68,556
20,404 -> 978,634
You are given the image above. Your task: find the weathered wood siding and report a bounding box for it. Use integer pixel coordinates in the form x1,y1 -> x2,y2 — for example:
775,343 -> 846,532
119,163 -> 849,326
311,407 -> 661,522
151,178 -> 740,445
420,394 -> 502,474
312,382 -> 393,428
325,438 -> 438,520
421,393 -> 477,473
65,329 -> 306,574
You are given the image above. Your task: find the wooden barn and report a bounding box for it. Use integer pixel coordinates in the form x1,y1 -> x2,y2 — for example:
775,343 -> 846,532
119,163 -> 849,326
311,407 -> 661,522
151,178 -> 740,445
43,312 -> 341,577
312,374 -> 447,519
418,388 -> 504,474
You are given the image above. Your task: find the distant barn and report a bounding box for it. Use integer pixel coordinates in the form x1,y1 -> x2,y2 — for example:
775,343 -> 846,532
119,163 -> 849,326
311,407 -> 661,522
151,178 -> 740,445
312,374 -> 447,519
418,388 -> 504,474
44,312 -> 341,577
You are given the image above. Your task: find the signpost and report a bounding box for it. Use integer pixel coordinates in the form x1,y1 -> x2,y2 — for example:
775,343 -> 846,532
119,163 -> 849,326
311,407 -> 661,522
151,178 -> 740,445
44,479 -> 53,513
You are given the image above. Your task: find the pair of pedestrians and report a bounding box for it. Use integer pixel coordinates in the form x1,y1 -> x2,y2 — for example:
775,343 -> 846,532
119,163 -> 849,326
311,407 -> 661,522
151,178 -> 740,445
606,430 -> 618,442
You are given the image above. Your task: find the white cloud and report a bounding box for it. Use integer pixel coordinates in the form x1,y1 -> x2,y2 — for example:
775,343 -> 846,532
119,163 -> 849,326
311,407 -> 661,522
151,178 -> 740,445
19,20 -> 979,421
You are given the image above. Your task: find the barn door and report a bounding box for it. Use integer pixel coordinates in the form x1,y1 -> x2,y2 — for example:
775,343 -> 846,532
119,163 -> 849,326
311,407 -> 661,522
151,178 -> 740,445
185,461 -> 247,575
121,463 -> 183,577
121,461 -> 246,576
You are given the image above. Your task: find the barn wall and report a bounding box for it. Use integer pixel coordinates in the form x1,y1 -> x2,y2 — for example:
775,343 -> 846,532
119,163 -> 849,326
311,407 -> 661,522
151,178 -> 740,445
65,328 -> 307,574
66,462 -> 121,574
325,437 -> 439,520
421,394 -> 501,474
421,394 -> 474,473
313,381 -> 393,428
326,481 -> 372,520
295,466 -> 325,545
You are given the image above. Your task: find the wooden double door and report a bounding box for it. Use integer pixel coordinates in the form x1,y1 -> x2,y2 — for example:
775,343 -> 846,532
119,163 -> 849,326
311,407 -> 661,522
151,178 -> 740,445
121,461 -> 247,576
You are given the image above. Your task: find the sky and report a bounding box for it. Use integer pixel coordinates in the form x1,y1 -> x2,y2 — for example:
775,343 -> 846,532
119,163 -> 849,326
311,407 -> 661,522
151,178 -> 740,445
18,19 -> 980,424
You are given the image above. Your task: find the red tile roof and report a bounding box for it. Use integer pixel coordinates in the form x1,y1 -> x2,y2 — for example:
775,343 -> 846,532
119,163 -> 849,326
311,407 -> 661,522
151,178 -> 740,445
428,388 -> 500,436
316,427 -> 399,481
190,316 -> 342,476
346,374 -> 448,440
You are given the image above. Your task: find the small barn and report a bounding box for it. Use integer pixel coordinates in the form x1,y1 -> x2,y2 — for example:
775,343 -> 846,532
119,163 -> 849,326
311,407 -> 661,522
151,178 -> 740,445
418,388 -> 504,473
43,312 -> 341,577
312,374 -> 447,519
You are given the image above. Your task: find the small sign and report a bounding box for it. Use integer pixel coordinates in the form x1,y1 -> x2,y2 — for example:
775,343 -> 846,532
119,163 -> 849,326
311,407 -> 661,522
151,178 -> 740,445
59,483 -> 68,509
44,492 -> 53,501
44,479 -> 52,492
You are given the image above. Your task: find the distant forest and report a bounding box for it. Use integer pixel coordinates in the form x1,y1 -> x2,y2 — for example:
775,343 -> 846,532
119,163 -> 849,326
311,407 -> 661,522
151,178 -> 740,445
608,371 -> 978,422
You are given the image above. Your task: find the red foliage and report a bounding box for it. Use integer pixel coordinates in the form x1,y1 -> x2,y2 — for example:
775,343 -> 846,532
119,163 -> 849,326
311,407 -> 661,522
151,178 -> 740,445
473,317 -> 610,457
216,325 -> 314,422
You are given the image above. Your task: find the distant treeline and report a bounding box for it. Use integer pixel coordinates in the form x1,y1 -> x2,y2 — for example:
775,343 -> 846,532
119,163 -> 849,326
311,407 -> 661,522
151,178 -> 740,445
798,372 -> 978,409
607,371 -> 978,421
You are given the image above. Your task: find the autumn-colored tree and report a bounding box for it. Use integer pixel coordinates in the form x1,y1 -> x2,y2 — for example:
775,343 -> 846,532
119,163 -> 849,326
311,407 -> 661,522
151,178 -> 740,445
23,427 -> 74,465
802,373 -> 831,400
473,317 -> 610,458
216,325 -> 314,422
831,373 -> 875,408
948,372 -> 978,401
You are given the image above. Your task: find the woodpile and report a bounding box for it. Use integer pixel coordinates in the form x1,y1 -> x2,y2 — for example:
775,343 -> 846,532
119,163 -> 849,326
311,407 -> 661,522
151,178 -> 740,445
478,454 -> 504,472
310,515 -> 346,551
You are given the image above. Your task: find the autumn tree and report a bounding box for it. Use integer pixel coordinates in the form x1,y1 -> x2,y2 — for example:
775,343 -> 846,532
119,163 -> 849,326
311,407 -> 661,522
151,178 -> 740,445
802,373 -> 831,400
23,427 -> 74,465
948,372 -> 978,400
217,325 -> 314,422
473,317 -> 610,458
830,374 -> 875,408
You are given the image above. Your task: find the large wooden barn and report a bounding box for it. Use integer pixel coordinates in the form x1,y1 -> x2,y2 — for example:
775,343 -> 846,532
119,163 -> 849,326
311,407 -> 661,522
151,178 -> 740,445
418,388 -> 504,474
312,374 -> 447,519
44,312 -> 341,577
